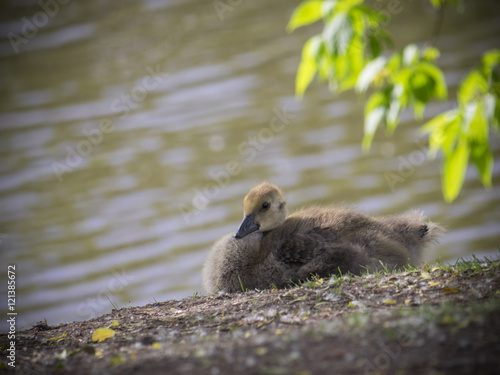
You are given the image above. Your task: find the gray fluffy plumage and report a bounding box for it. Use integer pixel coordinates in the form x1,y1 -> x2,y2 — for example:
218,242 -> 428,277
202,183 -> 445,294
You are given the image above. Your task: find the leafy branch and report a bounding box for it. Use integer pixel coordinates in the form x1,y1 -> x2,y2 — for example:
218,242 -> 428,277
288,0 -> 499,202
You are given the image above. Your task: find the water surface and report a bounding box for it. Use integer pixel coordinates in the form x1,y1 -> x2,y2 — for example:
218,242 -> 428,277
0,0 -> 499,331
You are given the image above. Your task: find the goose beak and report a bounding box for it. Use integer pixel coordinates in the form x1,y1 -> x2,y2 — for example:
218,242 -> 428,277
235,213 -> 260,239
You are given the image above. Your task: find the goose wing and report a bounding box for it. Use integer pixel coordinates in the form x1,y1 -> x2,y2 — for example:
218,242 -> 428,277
275,226 -> 339,266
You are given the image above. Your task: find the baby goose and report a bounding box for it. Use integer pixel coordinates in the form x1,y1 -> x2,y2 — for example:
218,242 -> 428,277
202,182 -> 444,294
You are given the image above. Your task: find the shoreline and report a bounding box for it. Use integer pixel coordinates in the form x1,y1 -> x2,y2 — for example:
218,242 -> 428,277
1,258 -> 499,374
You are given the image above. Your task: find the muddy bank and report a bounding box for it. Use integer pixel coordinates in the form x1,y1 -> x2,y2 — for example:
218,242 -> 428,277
1,259 -> 499,374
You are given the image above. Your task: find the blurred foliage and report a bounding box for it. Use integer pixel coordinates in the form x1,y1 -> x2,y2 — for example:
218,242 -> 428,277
288,0 -> 499,202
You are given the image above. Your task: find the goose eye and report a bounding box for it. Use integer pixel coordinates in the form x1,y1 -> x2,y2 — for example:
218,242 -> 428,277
262,202 -> 270,210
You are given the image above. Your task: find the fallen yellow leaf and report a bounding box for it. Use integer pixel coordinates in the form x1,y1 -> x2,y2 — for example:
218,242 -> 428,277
109,356 -> 125,366
275,329 -> 283,335
152,342 -> 162,349
442,287 -> 460,294
290,296 -> 307,304
428,282 -> 439,287
108,321 -> 119,328
349,301 -> 366,309
441,315 -> 454,324
383,299 -> 396,305
92,328 -> 116,343
47,333 -> 67,342
256,347 -> 267,355
420,271 -> 431,280
404,299 -> 411,305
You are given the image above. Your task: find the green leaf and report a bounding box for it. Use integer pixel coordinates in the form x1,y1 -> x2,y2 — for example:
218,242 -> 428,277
465,101 -> 488,142
442,137 -> 470,202
365,90 -> 389,114
349,7 -> 365,38
423,110 -> 461,156
419,62 -> 447,99
461,101 -> 478,135
409,62 -> 447,106
481,49 -> 500,76
423,111 -> 451,157
429,0 -> 442,8
470,144 -> 493,188
337,42 -> 365,92
320,1 -> 337,20
344,36 -> 365,78
295,36 -> 321,97
458,70 -> 488,105
414,101 -> 426,119
363,106 -> 386,151
386,98 -> 401,133
336,0 -> 364,14
386,84 -> 404,133
317,52 -> 331,81
482,93 -> 496,124
287,1 -> 323,32
309,34 -> 325,61
495,97 -> 500,131
422,47 -> 440,61
403,44 -> 419,66
410,70 -> 434,103
423,109 -> 453,133
350,4 -> 384,28
440,114 -> 461,156
356,56 -> 386,93
387,51 -> 402,72
368,34 -> 381,58
323,13 -> 353,56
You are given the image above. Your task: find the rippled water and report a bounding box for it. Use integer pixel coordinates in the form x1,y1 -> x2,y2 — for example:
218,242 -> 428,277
0,0 -> 499,332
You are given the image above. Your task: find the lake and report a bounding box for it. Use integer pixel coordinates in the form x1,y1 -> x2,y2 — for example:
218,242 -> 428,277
0,0 -> 499,332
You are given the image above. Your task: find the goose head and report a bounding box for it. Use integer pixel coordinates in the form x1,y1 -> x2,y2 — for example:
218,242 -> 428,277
235,182 -> 288,239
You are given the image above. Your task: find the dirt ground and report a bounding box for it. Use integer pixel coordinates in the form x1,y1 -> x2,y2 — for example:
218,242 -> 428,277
1,260 -> 499,375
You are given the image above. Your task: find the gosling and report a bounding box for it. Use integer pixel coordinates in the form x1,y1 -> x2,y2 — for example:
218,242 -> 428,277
202,182 -> 445,293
